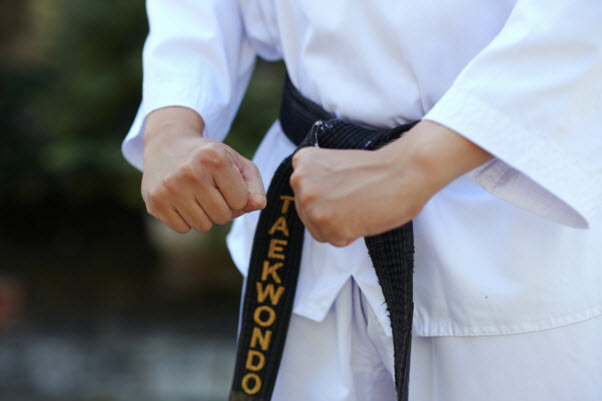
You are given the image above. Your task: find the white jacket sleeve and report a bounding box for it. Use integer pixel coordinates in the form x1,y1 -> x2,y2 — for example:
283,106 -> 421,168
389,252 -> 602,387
122,0 -> 256,171
425,0 -> 602,228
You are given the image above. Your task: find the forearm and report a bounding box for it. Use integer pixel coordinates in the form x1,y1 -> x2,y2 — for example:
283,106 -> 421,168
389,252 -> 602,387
144,106 -> 205,145
380,120 -> 493,202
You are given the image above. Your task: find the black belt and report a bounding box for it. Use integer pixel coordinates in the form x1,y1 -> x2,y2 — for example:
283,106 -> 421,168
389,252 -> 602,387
230,76 -> 418,401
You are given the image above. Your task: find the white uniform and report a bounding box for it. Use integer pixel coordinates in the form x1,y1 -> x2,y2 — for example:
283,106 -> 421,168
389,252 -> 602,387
123,1 -> 602,400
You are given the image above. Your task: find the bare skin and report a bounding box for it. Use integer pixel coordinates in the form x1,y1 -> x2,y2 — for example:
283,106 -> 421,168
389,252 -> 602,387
290,120 -> 493,247
142,107 -> 492,245
142,106 -> 266,234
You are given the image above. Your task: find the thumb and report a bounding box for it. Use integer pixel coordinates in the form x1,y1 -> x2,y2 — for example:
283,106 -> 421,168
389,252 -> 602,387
237,158 -> 267,212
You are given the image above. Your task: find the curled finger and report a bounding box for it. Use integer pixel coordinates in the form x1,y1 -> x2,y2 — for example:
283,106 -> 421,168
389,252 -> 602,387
195,186 -> 234,225
172,197 -> 213,232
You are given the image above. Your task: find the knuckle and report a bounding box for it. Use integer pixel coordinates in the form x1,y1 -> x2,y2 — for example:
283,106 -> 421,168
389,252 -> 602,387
230,192 -> 249,210
311,206 -> 331,226
179,164 -> 197,180
198,143 -> 226,168
161,175 -> 182,195
293,148 -> 309,161
292,149 -> 311,170
312,231 -> 328,243
196,221 -> 213,233
331,238 -> 351,248
299,189 -> 317,206
306,227 -> 325,243
253,195 -> 267,210
323,225 -> 352,247
289,172 -> 301,189
231,198 -> 248,211
213,213 -> 230,226
340,232 -> 355,247
291,152 -> 301,168
406,202 -> 424,221
145,190 -> 163,209
145,201 -> 157,216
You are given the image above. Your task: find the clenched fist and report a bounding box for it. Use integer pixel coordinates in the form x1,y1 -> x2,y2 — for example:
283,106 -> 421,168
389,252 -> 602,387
290,146 -> 426,247
141,106 -> 266,233
290,120 -> 493,246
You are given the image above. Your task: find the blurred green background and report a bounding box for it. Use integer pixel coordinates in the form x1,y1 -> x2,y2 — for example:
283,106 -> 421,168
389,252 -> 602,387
0,1 -> 285,400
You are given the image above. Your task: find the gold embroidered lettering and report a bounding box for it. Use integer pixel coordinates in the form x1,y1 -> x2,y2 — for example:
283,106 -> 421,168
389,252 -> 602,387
245,349 -> 266,371
253,305 -> 276,327
256,282 -> 285,305
242,373 -> 262,395
268,239 -> 287,260
261,261 -> 283,283
279,195 -> 295,214
250,327 -> 272,351
268,216 -> 290,237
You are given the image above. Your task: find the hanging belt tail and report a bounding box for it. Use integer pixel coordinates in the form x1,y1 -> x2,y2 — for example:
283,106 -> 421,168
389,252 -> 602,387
230,75 -> 417,401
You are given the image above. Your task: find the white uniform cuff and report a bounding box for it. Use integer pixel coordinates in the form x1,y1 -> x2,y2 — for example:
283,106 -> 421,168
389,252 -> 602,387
426,89 -> 596,228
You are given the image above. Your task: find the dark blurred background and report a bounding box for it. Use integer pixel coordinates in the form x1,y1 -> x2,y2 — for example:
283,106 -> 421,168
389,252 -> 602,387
0,1 -> 285,400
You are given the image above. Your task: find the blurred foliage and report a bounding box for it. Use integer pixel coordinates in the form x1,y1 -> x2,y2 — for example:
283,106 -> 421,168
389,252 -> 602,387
1,0 -> 147,208
0,0 -> 285,314
226,62 -> 285,159
0,0 -> 284,209
0,2 -> 286,395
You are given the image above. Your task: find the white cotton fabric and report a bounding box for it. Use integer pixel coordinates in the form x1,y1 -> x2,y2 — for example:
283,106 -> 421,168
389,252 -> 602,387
123,0 -> 602,338
272,278 -> 398,401
272,279 -> 602,401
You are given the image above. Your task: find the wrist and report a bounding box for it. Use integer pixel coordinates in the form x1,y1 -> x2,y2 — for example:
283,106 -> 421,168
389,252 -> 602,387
380,120 -> 493,199
144,106 -> 206,145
